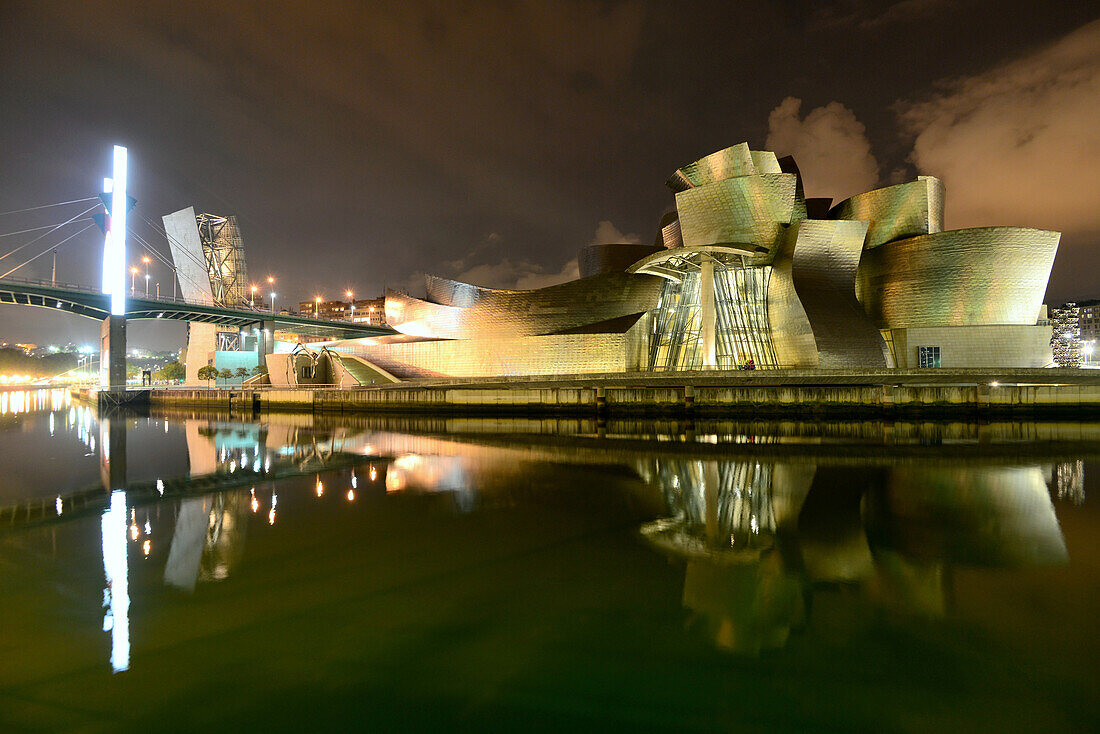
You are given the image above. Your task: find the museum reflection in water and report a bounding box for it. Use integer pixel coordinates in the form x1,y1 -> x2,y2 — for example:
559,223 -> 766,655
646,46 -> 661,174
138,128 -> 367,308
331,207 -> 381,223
3,390 -> 1088,670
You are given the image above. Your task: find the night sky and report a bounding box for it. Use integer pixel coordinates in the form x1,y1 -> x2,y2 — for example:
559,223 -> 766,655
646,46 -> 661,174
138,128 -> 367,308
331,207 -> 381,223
1,1 -> 1097,350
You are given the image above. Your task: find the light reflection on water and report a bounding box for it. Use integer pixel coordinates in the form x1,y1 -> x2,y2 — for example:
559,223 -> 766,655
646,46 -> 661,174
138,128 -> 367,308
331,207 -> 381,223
0,389 -> 1097,729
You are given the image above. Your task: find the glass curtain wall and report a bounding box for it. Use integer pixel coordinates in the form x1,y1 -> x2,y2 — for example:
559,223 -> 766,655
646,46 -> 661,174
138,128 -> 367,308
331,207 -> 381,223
649,262 -> 780,370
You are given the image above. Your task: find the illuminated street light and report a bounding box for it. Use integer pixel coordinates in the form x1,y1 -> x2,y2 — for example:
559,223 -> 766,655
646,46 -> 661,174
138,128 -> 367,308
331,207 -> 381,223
250,284 -> 258,308
268,277 -> 276,314
129,267 -> 138,295
144,272 -> 150,296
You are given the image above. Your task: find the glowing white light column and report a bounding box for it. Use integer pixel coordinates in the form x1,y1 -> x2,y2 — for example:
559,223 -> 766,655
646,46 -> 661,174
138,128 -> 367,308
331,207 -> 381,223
103,145 -> 128,316
101,489 -> 130,673
101,177 -> 113,295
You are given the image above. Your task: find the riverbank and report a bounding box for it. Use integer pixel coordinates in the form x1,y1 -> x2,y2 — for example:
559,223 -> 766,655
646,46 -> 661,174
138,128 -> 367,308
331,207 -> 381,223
71,368 -> 1100,417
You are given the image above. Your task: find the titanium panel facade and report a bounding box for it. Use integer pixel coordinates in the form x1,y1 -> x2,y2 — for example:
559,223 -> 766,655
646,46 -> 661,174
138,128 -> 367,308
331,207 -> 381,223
856,227 -> 1060,329
766,226 -> 818,368
829,176 -> 944,249
387,271 -> 664,340
333,329 -> 646,378
674,174 -> 797,254
787,220 -> 889,369
666,143 -> 756,191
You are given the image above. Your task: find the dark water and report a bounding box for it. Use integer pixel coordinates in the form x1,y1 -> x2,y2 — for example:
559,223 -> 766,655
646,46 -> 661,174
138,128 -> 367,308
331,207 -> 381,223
1,388 -> 1098,732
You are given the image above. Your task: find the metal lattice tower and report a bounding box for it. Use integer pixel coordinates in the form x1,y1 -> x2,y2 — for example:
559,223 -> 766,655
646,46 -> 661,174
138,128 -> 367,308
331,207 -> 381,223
195,214 -> 250,308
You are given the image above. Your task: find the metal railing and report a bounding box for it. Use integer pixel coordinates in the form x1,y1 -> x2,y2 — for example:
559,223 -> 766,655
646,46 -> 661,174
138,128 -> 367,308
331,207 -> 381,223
0,273 -> 375,326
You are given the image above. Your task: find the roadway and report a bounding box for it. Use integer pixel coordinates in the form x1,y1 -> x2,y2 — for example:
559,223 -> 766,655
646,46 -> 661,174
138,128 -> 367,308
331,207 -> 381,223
0,275 -> 393,339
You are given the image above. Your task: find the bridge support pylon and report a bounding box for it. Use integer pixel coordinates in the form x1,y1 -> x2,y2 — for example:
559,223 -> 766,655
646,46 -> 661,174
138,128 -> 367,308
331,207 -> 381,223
99,315 -> 127,390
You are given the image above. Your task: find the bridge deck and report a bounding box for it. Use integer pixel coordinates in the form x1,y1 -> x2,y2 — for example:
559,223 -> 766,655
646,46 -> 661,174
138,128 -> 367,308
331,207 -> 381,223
0,275 -> 392,338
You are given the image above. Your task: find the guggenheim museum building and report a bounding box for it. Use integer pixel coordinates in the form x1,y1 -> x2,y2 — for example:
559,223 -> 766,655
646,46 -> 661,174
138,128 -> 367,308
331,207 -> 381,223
309,142 -> 1059,381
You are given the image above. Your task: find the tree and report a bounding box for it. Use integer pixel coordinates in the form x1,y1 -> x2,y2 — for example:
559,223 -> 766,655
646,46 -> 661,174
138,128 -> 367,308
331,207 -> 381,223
196,365 -> 217,385
156,361 -> 185,382
234,366 -> 249,381
218,368 -> 233,385
252,363 -> 269,376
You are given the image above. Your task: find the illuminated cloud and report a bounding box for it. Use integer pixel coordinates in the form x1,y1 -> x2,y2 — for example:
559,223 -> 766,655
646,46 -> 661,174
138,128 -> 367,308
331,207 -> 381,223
897,19 -> 1100,236
450,220 -> 635,290
765,97 -> 879,202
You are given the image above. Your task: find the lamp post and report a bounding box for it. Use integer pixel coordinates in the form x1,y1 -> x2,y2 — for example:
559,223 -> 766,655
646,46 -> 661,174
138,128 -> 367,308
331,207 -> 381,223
268,277 -> 275,314
314,295 -> 322,319
130,267 -> 138,295
144,273 -> 150,297
250,284 -> 258,309
142,256 -> 151,296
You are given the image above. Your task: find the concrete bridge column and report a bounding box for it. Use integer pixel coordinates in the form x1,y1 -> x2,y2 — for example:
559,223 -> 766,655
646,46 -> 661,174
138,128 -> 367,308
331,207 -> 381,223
99,315 -> 127,390
260,320 -> 277,357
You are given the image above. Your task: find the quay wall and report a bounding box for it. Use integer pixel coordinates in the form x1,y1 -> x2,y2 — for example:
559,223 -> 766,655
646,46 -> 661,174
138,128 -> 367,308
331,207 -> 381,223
121,380 -> 1100,417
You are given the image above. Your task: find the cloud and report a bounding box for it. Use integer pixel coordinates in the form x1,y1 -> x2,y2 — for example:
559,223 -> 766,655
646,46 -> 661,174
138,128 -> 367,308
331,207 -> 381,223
814,0 -> 960,31
589,220 -> 640,246
764,97 -> 879,202
896,19 -> 1100,235
449,219 -> 634,290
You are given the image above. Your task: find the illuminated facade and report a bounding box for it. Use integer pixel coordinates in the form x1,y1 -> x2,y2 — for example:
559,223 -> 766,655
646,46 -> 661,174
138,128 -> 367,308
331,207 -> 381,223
312,141 -> 1060,380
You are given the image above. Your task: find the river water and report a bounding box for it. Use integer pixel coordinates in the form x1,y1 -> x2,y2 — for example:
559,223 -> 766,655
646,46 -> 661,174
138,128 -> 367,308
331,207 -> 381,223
0,387 -> 1098,732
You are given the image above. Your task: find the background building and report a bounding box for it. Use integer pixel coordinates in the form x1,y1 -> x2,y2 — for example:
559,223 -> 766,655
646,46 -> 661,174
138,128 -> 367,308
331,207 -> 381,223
299,297 -> 386,326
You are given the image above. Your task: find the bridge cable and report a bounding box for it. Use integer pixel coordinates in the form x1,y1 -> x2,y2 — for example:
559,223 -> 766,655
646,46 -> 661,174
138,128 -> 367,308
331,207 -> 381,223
136,213 -> 231,298
0,204 -> 100,263
1,223 -> 96,279
138,213 -> 212,275
0,197 -> 98,218
0,219 -> 94,239
130,228 -> 211,297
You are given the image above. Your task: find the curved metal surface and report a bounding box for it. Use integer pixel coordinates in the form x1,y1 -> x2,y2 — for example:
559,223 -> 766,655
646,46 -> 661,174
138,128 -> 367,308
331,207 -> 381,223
856,227 -> 1060,329
829,176 -> 944,249
424,275 -> 517,308
386,272 -> 664,340
674,174 -> 798,255
787,220 -> 888,369
765,228 -> 818,368
666,143 -> 756,192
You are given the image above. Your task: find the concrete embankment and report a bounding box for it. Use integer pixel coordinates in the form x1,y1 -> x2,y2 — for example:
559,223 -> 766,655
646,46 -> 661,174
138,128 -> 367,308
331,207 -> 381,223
84,368 -> 1100,417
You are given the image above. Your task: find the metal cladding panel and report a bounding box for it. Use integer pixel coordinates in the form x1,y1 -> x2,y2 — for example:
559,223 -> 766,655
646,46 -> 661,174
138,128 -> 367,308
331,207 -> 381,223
386,272 -> 663,340
424,275 -> 510,308
675,174 -> 797,254
856,227 -> 1060,329
749,150 -> 783,174
829,177 -> 945,248
579,244 -> 663,278
787,220 -> 889,369
660,217 -> 683,249
162,206 -> 214,305
666,143 -> 755,191
331,332 -> 635,378
765,228 -> 817,368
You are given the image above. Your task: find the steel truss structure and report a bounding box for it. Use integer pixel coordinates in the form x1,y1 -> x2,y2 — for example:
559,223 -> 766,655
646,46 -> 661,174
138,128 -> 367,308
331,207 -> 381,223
195,213 -> 250,308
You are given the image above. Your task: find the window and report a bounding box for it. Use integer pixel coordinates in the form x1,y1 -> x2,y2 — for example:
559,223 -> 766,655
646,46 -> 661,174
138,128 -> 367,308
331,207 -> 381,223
917,345 -> 941,368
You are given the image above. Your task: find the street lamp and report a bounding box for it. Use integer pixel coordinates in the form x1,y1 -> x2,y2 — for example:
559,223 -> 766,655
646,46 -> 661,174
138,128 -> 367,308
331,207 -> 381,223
144,272 -> 150,296
267,277 -> 275,314
130,267 -> 138,295
250,284 -> 258,309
